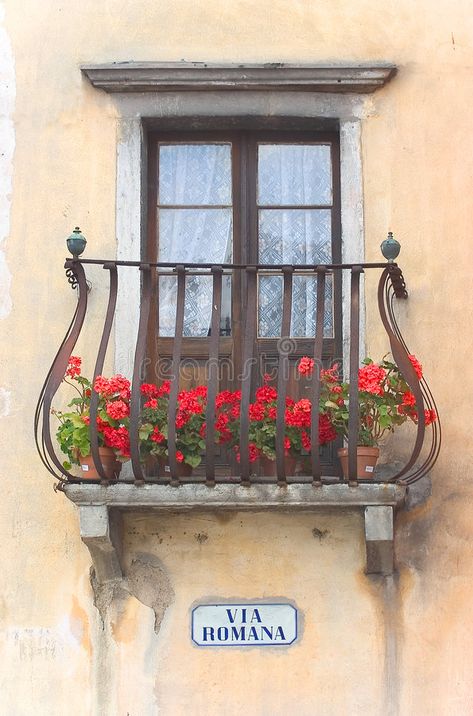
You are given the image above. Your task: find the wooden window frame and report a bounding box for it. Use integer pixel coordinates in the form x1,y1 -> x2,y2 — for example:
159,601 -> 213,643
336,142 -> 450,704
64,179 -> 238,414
146,129 -> 342,475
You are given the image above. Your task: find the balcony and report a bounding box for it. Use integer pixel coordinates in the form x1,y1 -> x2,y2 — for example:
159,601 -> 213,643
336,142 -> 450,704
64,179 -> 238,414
36,254 -> 440,576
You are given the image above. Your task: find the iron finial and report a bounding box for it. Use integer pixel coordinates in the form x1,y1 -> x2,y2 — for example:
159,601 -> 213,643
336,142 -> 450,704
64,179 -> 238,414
380,231 -> 400,262
66,226 -> 87,258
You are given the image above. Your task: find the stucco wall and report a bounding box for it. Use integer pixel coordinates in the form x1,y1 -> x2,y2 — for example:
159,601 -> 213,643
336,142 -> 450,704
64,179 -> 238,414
1,1 -> 472,714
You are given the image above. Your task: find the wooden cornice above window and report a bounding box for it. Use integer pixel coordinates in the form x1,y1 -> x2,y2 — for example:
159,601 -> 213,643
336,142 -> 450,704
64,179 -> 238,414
81,61 -> 397,94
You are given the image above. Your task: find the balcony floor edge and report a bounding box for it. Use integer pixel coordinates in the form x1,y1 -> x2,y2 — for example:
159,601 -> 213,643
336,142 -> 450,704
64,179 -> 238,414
63,482 -> 406,510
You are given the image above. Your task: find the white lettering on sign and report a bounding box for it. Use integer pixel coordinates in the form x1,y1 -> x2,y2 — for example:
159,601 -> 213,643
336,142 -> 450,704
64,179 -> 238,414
191,603 -> 298,647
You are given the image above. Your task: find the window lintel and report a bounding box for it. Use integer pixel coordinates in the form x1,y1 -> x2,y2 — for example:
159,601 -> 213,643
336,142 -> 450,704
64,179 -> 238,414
81,61 -> 397,95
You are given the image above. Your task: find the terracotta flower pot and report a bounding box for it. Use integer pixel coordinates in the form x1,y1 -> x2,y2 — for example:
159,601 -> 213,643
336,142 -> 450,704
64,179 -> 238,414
259,455 -> 298,477
79,447 -> 121,481
337,446 -> 379,480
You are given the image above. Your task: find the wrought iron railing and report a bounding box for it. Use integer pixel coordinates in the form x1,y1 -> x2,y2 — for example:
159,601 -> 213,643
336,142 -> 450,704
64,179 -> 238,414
35,257 -> 440,488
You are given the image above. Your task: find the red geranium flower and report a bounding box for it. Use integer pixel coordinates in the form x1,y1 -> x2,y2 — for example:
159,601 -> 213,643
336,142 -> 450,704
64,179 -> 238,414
255,385 -> 277,403
320,364 -> 340,383
249,401 -> 266,421
103,426 -> 130,457
298,357 -> 314,376
358,364 -> 386,395
141,383 -> 159,398
105,400 -> 129,420
402,391 -> 416,406
150,427 -> 165,443
66,355 -> 81,378
408,355 -> 423,380
318,414 -> 337,444
425,409 -> 437,425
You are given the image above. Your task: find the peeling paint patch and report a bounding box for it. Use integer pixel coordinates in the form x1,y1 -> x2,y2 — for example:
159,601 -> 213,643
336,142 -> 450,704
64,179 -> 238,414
126,554 -> 174,635
69,596 -> 92,655
0,3 -> 14,320
111,596 -> 139,644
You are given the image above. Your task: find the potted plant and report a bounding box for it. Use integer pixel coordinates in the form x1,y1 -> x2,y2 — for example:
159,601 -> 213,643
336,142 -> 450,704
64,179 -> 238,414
139,381 -> 207,475
216,375 -> 337,475
298,354 -> 437,479
53,356 -> 130,480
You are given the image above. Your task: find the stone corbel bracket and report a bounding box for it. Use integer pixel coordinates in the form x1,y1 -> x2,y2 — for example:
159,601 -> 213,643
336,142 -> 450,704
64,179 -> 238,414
364,505 -> 395,575
65,483 -> 406,581
79,505 -> 123,583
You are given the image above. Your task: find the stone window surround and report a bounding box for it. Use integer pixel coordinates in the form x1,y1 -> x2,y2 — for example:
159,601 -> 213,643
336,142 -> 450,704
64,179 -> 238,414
70,62 -> 402,579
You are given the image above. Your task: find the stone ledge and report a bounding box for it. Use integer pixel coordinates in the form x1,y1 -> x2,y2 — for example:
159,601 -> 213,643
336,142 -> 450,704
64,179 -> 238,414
63,483 -> 406,512
81,62 -> 397,94
64,482 -> 405,510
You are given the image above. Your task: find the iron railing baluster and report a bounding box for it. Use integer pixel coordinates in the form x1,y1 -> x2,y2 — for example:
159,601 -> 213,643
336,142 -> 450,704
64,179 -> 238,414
89,263 -> 118,484
205,266 -> 223,485
276,266 -> 294,485
239,267 -> 257,484
310,268 -> 326,486
130,264 -> 152,485
167,266 -> 186,486
348,266 -> 362,485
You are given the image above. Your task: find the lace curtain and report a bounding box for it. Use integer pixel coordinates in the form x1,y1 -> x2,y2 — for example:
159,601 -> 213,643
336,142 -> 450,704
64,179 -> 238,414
257,144 -> 334,338
158,144 -> 232,336
156,142 -> 333,339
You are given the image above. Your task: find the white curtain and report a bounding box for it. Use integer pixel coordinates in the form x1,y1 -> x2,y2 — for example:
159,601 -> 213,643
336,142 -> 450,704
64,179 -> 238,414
257,144 -> 333,338
158,144 -> 232,336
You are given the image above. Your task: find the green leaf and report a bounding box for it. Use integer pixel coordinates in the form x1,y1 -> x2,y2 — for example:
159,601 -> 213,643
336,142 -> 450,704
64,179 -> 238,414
325,400 -> 339,409
139,423 -> 153,439
186,454 -> 202,468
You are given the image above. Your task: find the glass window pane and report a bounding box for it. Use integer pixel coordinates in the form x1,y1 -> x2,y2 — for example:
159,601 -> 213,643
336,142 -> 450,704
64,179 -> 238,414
258,274 -> 333,338
159,208 -> 232,262
258,208 -> 333,338
159,274 -> 232,338
258,209 -> 332,264
159,144 -> 232,205
258,144 -> 332,206
158,208 -> 232,337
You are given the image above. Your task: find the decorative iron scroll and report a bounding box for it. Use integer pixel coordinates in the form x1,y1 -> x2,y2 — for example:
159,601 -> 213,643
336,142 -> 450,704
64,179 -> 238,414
65,266 -> 79,290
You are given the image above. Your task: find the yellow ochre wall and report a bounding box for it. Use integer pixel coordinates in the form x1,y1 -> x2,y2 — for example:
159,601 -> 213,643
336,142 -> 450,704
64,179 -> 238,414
1,1 -> 472,714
